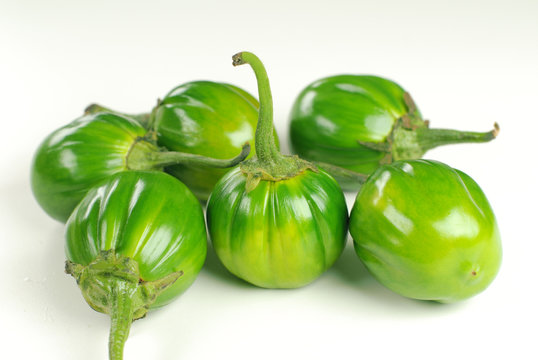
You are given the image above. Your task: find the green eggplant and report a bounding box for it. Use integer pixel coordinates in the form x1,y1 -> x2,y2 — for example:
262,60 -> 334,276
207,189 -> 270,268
207,52 -> 348,288
289,75 -> 499,190
152,80 -> 278,200
65,170 -> 207,360
87,80 -> 279,200
31,112 -> 249,222
349,159 -> 502,302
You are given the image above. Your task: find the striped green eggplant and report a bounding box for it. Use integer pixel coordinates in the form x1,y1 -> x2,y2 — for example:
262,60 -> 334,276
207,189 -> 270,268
65,170 -> 207,359
289,75 -> 498,190
31,112 -> 248,222
207,52 -> 348,289
152,80 -> 278,200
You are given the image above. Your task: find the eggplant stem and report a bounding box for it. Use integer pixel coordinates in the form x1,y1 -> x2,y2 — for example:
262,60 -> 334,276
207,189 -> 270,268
415,122 -> 499,152
108,281 -> 136,360
232,52 -> 282,166
147,142 -> 251,168
127,139 -> 251,170
232,51 -> 316,189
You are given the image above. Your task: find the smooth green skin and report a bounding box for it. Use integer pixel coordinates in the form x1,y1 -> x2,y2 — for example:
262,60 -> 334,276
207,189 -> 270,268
207,167 -> 348,288
154,80 -> 278,201
290,75 -> 418,174
31,113 -> 147,222
289,75 -> 429,192
65,170 -> 207,308
349,160 -> 502,302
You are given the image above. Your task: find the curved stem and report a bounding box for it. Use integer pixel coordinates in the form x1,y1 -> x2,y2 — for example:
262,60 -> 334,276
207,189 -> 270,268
108,281 -> 136,360
416,122 -> 499,152
147,142 -> 251,169
232,51 -> 316,188
232,52 -> 282,165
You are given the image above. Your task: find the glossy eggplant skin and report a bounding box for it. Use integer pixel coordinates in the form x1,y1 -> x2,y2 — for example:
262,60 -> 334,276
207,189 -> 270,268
154,81 -> 277,201
65,171 -> 207,307
289,75 -> 422,189
206,167 -> 348,288
349,160 -> 502,302
31,113 -> 147,222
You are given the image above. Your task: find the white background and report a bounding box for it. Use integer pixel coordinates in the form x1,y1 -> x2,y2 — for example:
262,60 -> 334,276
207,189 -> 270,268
1,0 -> 537,359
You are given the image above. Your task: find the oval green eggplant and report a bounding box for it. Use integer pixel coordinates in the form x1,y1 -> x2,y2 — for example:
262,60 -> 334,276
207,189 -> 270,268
152,80 -> 279,200
289,75 -> 498,190
65,170 -> 207,359
31,112 -> 249,222
349,159 -> 502,302
207,52 -> 348,289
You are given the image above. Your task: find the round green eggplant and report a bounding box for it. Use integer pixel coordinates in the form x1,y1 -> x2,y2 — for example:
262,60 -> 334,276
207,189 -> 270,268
65,170 -> 207,359
207,52 -> 348,289
32,113 -> 144,222
153,80 -> 279,200
289,75 -> 498,190
31,112 -> 248,222
207,167 -> 348,288
349,159 -> 502,302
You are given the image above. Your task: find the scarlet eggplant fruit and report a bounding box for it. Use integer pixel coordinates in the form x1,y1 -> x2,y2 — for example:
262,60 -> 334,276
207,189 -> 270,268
289,75 -> 498,190
87,80 -> 278,200
207,52 -> 348,288
31,112 -> 249,222
349,159 -> 502,302
154,81 -> 282,200
65,170 -> 207,359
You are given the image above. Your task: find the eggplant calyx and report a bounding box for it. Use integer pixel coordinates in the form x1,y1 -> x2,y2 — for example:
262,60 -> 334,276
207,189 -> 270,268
356,91 -> 426,163
240,155 -> 318,192
65,250 -> 182,319
358,91 -> 499,162
66,250 -> 182,360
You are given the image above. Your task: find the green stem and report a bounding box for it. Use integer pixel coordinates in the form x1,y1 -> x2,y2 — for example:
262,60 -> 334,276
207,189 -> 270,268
232,52 -> 282,166
314,161 -> 369,186
127,139 -> 250,170
108,281 -> 136,360
85,103 -> 151,128
148,142 -> 251,168
415,122 -> 499,152
232,52 -> 316,189
66,251 -> 183,360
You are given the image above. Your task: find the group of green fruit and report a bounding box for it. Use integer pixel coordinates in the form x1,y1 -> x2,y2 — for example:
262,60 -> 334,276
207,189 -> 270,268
31,51 -> 502,359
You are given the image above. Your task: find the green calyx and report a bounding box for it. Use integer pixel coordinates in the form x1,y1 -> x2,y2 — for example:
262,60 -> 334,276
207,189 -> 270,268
233,51 -> 316,191
240,155 -> 317,192
66,250 -> 183,360
359,93 -> 499,163
125,136 -> 162,171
